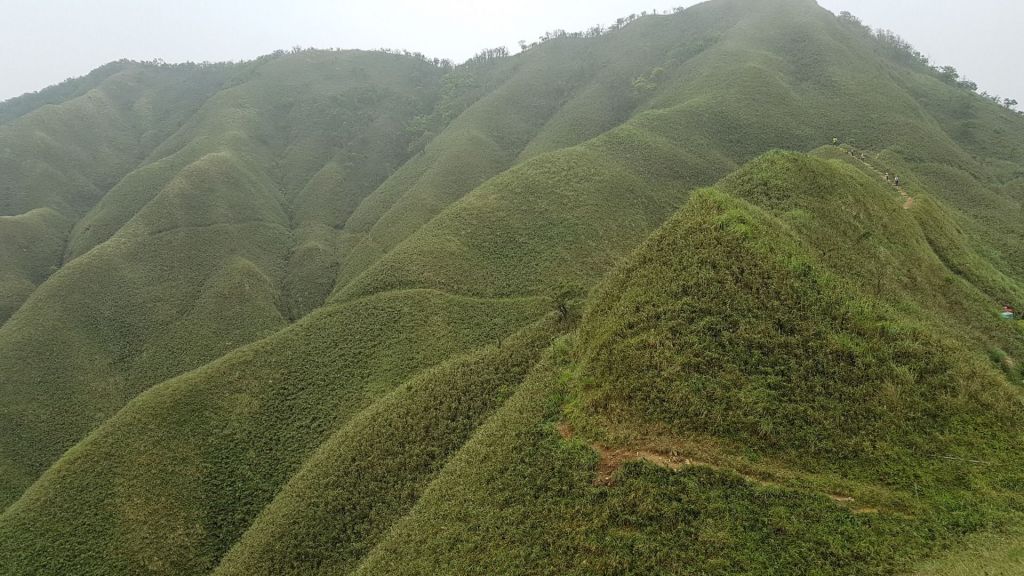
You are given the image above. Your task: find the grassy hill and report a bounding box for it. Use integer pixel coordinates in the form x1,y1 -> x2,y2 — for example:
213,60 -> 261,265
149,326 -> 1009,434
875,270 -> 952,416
0,50 -> 445,507
0,208 -> 71,323
1,0 -> 1023,574
351,154 -> 1024,576
0,62 -> 231,322
0,289 -> 546,575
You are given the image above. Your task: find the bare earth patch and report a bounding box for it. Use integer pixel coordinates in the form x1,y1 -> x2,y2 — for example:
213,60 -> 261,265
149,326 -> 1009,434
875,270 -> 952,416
557,421 -> 879,514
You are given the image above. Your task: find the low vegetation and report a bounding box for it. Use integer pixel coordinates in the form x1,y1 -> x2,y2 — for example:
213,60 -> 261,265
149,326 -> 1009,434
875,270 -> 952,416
1,0 -> 1022,573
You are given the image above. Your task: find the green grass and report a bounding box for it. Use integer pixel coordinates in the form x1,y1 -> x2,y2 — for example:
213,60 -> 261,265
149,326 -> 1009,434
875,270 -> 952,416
0,289 -> 546,575
212,316 -> 561,576
0,217 -> 293,505
1,0 -> 1024,573
913,526 -> 1024,575
328,44 -> 604,289
0,62 -> 229,218
351,155 -> 1024,575
334,124 -> 727,301
350,336 -> 932,575
0,62 -> 129,124
0,208 -> 71,323
571,161 -> 1024,485
0,50 -> 446,508
328,4 -> 752,293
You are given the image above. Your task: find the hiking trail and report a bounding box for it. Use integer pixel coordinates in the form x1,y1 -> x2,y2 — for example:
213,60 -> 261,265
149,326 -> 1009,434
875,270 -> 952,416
841,145 -> 914,210
556,421 -> 885,515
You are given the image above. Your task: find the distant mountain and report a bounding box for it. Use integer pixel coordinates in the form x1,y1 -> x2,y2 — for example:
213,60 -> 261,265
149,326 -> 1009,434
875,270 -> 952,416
1,0 -> 1023,574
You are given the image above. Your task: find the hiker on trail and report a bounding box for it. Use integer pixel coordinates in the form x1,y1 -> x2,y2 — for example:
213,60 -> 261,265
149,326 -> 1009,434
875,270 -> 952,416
894,175 -> 900,187
884,172 -> 890,182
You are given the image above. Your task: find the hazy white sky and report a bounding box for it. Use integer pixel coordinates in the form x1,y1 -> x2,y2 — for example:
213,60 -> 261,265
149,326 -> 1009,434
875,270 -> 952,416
0,0 -> 1020,103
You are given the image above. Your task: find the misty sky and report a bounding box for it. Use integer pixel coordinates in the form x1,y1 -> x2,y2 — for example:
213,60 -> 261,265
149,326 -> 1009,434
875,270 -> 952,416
1,0 -> 1020,104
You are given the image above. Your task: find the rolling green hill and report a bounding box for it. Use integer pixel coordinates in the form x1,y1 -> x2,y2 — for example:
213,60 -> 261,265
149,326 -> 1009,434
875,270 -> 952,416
348,154 -> 1024,576
1,0 -> 1023,574
0,50 -> 445,505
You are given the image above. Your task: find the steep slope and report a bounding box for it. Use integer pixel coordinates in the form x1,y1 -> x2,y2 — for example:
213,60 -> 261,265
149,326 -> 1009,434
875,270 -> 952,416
328,1 -> 748,290
0,208 -> 71,322
67,50 -> 442,303
0,61 -> 148,125
0,50 -> 445,507
572,154 -> 1024,461
0,62 -> 230,321
0,290 -> 546,575
211,317 -> 560,576
333,0 -> 1024,306
0,62 -> 230,218
1,0 -> 1023,573
0,5 -> 745,509
352,154 -> 1024,575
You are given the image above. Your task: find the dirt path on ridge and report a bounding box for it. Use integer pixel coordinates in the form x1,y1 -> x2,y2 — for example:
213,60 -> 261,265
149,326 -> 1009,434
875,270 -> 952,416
556,421 -> 883,514
842,146 -> 914,209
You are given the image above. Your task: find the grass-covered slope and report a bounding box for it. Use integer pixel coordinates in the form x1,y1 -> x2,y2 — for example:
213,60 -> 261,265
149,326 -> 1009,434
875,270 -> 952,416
0,62 -> 229,218
0,125 -> 295,503
0,290 -> 546,575
0,50 -> 446,507
211,316 -> 560,576
66,51 -> 443,316
572,156 -> 1024,472
1,0 -> 1024,573
353,339 -> 928,575
0,62 -> 230,319
353,154 -> 1024,575
0,208 -> 71,323
0,61 -> 191,125
336,125 -> 727,300
334,0 -> 1024,307
0,217 -> 291,505
327,1 -> 750,292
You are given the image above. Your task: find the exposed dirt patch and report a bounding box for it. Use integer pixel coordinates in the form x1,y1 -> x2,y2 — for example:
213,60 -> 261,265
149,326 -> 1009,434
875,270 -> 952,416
557,421 -> 880,514
590,446 -> 719,486
559,423 -> 764,487
900,190 -> 914,209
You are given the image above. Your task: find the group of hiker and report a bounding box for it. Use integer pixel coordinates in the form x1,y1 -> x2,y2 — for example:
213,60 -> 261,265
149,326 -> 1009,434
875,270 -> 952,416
832,137 -> 902,187
830,140 -> 1018,323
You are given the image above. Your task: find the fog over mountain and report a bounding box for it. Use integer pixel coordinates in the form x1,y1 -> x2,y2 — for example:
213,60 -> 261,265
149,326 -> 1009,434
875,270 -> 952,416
1,0 -> 1021,103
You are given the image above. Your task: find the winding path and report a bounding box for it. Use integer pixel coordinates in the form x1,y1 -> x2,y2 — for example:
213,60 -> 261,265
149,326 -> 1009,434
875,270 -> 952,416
841,146 -> 914,210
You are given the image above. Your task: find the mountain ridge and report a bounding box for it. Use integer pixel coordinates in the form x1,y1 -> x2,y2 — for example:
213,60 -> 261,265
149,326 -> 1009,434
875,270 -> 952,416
1,1 -> 1023,573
